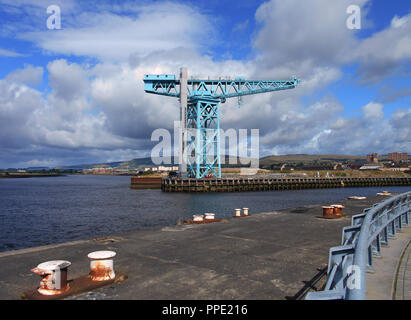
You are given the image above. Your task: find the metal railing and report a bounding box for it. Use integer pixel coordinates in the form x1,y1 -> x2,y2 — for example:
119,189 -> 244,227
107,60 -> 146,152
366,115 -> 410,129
306,191 -> 411,300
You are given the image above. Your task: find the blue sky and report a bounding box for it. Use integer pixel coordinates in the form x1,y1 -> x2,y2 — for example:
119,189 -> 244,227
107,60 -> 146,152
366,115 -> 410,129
0,0 -> 410,168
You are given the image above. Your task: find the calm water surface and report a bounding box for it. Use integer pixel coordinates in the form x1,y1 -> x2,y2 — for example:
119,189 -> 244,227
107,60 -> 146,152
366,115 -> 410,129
0,175 -> 409,252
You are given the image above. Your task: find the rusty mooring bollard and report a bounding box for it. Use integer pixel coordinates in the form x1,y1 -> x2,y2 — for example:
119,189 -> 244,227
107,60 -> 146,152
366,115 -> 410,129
235,208 -> 241,217
322,206 -> 335,218
243,208 -> 249,216
87,251 -> 116,281
193,214 -> 204,222
31,260 -> 71,295
204,213 -> 215,220
331,204 -> 344,217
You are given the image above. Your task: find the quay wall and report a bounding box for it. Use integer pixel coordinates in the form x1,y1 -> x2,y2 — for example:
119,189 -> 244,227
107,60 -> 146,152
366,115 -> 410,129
161,177 -> 411,192
130,176 -> 162,189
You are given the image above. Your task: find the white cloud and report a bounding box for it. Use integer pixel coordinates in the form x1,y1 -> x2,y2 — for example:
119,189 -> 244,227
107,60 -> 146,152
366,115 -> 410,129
253,0 -> 368,68
391,15 -> 410,28
0,48 -> 25,57
21,2 -> 215,62
350,13 -> 411,82
5,65 -> 43,85
362,102 -> 384,121
0,61 -> 140,161
47,59 -> 89,101
253,0 -> 411,84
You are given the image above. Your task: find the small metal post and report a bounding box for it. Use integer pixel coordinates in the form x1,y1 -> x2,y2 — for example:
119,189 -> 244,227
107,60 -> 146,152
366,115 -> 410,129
373,235 -> 381,257
403,212 -> 409,226
367,246 -> 374,273
381,227 -> 389,246
243,208 -> 249,216
396,216 -> 402,232
388,220 -> 396,239
235,209 -> 241,217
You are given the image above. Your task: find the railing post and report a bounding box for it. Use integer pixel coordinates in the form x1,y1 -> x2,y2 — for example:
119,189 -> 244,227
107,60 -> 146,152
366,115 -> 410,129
388,220 -> 396,239
326,245 -> 355,290
367,245 -> 374,272
404,212 -> 409,226
396,215 -> 402,232
341,225 -> 361,246
381,227 -> 389,246
373,234 -> 381,257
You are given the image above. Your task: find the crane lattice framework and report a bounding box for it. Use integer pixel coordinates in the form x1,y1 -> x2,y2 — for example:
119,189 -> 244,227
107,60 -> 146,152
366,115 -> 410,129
144,68 -> 299,179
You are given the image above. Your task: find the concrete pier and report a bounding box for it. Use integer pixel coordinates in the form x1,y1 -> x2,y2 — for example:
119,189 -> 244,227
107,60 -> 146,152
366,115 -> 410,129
162,177 -> 411,192
0,194 -> 407,300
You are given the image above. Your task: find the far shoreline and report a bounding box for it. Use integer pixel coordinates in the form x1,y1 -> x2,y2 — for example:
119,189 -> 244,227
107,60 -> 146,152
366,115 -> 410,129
0,173 -> 66,179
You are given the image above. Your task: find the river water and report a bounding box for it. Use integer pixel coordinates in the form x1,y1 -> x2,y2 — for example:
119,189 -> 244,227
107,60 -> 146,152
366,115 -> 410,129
0,174 -> 409,252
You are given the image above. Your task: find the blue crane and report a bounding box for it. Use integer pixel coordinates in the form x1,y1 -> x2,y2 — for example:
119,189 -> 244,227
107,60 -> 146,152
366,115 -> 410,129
144,68 -> 299,179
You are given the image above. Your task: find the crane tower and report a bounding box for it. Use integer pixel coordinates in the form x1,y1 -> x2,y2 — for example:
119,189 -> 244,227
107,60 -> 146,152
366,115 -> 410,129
144,68 -> 299,179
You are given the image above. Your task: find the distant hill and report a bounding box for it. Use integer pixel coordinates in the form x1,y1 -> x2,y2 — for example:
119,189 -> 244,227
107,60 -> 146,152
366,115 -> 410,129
259,154 -> 368,169
56,153 -> 400,171
56,157 -> 155,170
56,155 -> 256,170
260,154 -> 366,163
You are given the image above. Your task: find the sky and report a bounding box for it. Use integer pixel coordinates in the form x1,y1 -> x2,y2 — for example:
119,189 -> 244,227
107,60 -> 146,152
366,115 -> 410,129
0,0 -> 410,168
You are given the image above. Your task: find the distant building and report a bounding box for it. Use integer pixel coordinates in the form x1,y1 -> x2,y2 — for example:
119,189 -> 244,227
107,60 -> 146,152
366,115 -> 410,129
83,167 -> 113,175
366,153 -> 378,164
143,166 -> 178,172
158,166 -> 179,172
388,152 -> 408,163
113,168 -> 132,175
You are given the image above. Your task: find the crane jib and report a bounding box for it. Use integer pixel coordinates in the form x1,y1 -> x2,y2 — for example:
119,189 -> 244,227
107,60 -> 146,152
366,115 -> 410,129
143,74 -> 300,102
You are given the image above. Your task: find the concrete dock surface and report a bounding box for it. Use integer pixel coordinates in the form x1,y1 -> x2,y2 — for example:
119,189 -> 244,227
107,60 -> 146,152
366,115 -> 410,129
0,193 -> 409,300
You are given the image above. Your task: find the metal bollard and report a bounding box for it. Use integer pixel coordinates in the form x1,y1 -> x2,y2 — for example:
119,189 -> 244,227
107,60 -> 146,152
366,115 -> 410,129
31,260 -> 71,295
331,205 -> 344,216
322,206 -> 334,217
235,209 -> 241,217
193,214 -> 204,221
243,208 -> 249,216
87,251 -> 116,281
204,213 -> 215,220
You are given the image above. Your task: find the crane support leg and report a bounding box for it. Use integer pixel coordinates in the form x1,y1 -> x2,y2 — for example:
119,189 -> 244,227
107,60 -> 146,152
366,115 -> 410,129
179,68 -> 188,177
186,98 -> 221,178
